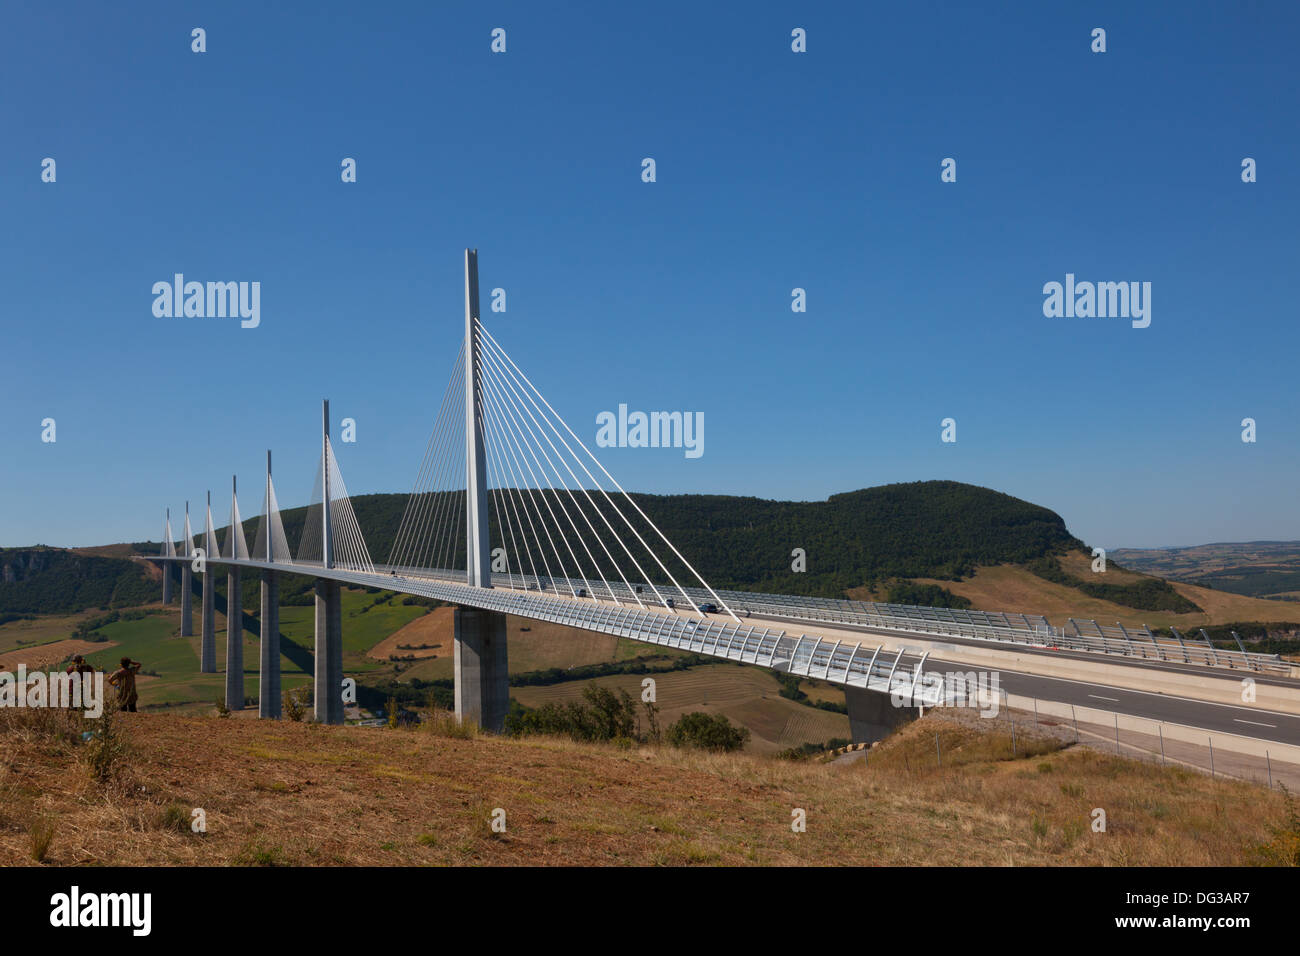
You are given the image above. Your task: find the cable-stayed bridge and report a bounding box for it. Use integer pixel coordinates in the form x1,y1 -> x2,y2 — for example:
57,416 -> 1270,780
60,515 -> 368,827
147,250 -> 1297,746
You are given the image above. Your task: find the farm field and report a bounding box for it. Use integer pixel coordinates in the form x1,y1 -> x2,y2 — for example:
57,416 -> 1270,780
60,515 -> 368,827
510,663 -> 849,753
867,563 -> 1300,631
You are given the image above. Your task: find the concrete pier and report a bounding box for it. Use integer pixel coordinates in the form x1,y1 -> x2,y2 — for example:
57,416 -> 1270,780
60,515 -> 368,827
225,567 -> 243,710
313,579 -> 343,724
454,606 -> 509,732
259,570 -> 280,719
844,685 -> 919,746
161,562 -> 173,605
200,566 -> 216,673
180,564 -> 193,636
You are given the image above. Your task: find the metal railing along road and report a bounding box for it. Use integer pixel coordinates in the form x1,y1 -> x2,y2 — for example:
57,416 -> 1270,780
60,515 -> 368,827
415,569 -> 1290,677
155,555 -> 1293,678
208,557 -> 944,707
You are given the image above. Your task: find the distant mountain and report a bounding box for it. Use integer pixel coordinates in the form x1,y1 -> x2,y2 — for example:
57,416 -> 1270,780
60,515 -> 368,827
1112,541 -> 1300,602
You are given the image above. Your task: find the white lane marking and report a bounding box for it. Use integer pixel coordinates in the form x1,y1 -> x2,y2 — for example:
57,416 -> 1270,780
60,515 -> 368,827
1234,718 -> 1277,728
1088,694 -> 1120,702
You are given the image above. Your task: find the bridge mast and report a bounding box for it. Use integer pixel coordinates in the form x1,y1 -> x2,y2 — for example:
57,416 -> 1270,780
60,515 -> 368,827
260,448 -> 281,718
265,450 -> 272,561
322,399 -> 332,570
454,248 -> 508,732
464,248 -> 490,588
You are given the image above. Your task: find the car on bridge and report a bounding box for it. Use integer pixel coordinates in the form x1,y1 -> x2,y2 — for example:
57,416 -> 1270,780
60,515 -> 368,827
698,603 -> 718,614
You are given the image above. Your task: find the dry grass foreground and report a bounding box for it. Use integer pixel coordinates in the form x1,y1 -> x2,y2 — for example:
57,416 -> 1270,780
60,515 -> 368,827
0,708 -> 1295,867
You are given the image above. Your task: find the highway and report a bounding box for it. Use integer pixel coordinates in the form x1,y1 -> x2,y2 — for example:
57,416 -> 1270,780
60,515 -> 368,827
925,656 -> 1300,747
730,607 -> 1300,746
148,554 -> 1300,748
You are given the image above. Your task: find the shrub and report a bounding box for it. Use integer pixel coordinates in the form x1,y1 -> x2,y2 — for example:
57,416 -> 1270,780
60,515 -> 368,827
505,685 -> 639,743
666,712 -> 750,752
159,803 -> 191,833
83,705 -> 127,784
283,686 -> 309,722
885,582 -> 972,609
29,815 -> 56,863
423,708 -> 477,739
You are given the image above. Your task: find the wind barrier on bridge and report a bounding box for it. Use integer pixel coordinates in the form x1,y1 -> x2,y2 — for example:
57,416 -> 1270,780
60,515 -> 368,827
227,558 -> 943,707
409,569 -> 1290,676
718,594 -> 1290,676
154,551 -> 1292,678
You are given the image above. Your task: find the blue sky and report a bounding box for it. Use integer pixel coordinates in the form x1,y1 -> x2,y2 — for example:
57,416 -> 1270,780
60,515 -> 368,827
1,1 -> 1296,551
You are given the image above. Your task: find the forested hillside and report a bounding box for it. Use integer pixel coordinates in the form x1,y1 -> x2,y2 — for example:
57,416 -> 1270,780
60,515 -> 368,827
0,547 -> 157,613
127,479 -> 1083,599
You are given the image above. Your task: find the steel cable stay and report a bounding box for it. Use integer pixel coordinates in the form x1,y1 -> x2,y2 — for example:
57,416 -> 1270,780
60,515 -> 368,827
476,344 -> 598,599
479,324 -> 735,621
477,343 -> 619,601
478,331 -> 653,610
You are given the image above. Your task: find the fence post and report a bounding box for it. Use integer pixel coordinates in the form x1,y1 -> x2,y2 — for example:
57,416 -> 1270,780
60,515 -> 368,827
1266,750 -> 1272,789
1072,704 -> 1079,744
1208,737 -> 1215,779
1114,713 -> 1120,755
1033,697 -> 1039,727
1158,724 -> 1165,765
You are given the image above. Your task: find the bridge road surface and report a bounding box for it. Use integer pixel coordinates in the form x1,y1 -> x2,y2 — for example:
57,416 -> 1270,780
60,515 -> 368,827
472,579 -> 1300,749
719,607 -> 1300,747
498,588 -> 1300,747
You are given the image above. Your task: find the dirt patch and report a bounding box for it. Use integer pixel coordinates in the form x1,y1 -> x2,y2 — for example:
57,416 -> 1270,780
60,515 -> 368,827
0,639 -> 119,672
368,607 -> 454,661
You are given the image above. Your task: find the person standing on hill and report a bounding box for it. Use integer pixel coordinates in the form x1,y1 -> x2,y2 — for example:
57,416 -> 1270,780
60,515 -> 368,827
65,654 -> 95,678
63,655 -> 97,711
107,657 -> 142,712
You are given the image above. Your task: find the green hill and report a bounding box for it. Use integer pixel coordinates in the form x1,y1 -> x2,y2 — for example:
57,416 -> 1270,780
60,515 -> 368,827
0,547 -> 157,614
142,479 -> 1083,599
9,480 -> 1196,614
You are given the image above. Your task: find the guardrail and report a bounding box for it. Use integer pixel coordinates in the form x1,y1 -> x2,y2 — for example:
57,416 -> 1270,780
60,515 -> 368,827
149,555 -> 1292,677
405,568 -> 1290,676
216,557 -> 944,707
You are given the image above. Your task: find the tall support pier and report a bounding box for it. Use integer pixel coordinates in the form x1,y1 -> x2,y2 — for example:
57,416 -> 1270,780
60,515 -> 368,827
161,508 -> 174,605
200,492 -> 216,673
454,248 -> 509,732
225,476 -> 244,711
260,450 -> 281,719
180,501 -> 194,637
314,401 -> 344,724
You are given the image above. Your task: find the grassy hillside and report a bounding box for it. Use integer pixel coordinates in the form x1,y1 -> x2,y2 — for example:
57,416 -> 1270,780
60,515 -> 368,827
874,560 -> 1300,635
2,709 -> 1293,866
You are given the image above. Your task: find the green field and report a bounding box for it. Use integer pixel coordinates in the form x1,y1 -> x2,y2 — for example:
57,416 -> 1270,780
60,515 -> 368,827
0,587 -> 430,710
0,587 -> 857,748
